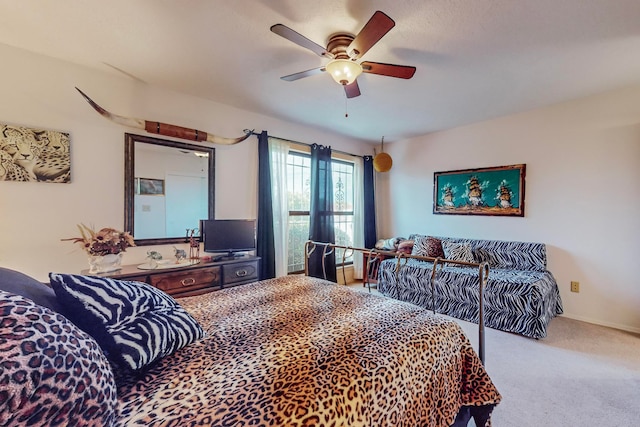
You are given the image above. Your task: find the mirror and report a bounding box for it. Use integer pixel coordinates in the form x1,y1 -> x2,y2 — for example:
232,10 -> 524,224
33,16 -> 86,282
124,133 -> 215,246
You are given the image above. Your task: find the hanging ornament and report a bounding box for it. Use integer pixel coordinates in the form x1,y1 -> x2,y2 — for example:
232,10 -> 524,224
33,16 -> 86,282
373,136 -> 392,172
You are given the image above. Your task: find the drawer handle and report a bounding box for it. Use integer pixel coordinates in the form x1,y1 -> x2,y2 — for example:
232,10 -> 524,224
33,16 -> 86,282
235,269 -> 248,277
181,278 -> 196,286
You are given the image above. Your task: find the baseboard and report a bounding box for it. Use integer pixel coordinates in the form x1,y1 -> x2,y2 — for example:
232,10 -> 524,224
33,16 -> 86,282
560,313 -> 640,334
336,265 -> 354,285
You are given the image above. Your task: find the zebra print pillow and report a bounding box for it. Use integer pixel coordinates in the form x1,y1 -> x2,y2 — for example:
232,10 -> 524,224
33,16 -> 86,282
474,241 -> 547,271
49,273 -> 205,372
441,240 -> 475,263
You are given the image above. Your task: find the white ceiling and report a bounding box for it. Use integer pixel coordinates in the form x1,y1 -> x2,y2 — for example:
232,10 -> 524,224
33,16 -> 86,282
1,0 -> 640,144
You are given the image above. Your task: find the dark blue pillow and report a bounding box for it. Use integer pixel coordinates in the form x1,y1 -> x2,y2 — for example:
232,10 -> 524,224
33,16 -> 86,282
49,273 -> 205,371
0,267 -> 62,312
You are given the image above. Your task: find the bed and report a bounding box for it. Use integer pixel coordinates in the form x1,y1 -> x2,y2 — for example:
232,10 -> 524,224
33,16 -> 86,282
1,267 -> 501,427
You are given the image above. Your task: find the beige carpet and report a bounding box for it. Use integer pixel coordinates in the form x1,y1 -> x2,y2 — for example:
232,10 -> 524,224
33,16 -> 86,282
347,283 -> 640,426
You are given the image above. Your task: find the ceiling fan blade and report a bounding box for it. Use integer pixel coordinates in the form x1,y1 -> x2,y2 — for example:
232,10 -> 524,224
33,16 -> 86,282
344,80 -> 361,98
271,24 -> 335,59
347,11 -> 395,59
361,61 -> 416,79
280,67 -> 326,82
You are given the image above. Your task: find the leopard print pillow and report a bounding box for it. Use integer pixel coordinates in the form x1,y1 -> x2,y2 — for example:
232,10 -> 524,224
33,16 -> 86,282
0,290 -> 118,426
411,235 -> 446,258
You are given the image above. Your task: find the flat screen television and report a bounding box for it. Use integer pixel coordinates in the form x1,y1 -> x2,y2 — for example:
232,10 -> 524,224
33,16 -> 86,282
200,219 -> 256,260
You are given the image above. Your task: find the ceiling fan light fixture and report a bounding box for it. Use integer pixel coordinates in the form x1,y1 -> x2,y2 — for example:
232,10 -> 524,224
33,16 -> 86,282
325,59 -> 362,85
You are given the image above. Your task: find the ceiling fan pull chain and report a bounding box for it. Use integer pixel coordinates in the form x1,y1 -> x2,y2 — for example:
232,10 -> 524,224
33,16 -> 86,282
345,97 -> 349,118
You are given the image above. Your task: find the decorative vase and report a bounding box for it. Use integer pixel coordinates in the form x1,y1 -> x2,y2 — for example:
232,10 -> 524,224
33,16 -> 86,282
88,253 -> 123,274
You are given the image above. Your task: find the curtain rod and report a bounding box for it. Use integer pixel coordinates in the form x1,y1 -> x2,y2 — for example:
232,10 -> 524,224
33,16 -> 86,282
244,129 -> 368,159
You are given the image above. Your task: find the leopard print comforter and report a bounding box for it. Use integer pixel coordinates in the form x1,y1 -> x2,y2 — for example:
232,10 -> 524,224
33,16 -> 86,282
116,276 -> 501,427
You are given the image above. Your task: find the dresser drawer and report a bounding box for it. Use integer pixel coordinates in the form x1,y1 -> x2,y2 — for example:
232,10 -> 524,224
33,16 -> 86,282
120,274 -> 150,284
150,266 -> 221,296
223,260 -> 259,286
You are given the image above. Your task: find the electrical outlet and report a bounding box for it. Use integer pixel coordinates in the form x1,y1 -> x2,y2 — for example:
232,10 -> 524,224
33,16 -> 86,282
570,281 -> 580,293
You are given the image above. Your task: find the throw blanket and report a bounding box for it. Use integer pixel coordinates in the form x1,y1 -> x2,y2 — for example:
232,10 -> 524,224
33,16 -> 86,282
116,275 -> 501,426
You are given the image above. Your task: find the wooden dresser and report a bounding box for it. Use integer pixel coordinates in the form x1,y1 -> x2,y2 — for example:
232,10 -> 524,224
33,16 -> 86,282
83,256 -> 260,298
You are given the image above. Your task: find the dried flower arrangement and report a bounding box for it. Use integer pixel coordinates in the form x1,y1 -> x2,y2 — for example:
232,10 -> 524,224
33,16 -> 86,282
63,224 -> 135,256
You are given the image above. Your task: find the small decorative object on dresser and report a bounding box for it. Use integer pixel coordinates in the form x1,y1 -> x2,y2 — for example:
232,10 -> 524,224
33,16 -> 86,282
146,250 -> 163,269
173,246 -> 187,263
62,223 -> 135,273
87,253 -> 124,274
188,228 -> 200,259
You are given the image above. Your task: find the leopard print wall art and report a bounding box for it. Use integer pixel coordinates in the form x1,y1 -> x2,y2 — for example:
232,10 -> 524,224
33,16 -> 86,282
0,124 -> 71,183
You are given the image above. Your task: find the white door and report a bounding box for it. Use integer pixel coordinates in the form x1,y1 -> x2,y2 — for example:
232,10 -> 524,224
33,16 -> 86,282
165,173 -> 207,238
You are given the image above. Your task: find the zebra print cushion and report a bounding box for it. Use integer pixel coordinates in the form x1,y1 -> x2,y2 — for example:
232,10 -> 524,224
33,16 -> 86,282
441,240 -> 475,263
415,236 -> 547,271
473,241 -> 547,271
49,273 -> 205,372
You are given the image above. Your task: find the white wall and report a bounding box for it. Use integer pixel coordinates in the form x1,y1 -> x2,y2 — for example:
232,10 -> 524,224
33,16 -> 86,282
0,43 -> 369,281
378,85 -> 640,333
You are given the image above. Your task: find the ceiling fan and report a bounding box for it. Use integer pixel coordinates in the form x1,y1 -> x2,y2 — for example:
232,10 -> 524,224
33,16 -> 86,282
271,10 -> 416,98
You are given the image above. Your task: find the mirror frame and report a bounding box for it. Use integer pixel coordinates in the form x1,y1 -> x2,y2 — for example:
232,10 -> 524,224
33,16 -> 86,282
124,133 -> 215,246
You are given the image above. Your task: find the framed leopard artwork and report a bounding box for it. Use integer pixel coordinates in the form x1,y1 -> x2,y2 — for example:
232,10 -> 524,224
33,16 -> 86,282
0,123 -> 71,183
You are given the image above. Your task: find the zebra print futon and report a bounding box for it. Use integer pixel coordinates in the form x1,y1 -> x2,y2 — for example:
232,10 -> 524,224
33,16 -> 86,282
378,236 -> 563,339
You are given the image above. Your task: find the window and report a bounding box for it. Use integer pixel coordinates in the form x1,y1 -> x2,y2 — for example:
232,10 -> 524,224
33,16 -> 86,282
286,151 -> 354,273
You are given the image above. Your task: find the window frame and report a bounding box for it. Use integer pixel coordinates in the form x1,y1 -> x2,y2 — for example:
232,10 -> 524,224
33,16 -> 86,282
286,150 -> 355,274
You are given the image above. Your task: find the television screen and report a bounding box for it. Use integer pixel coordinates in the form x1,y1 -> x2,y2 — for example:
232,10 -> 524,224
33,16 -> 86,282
200,219 -> 256,258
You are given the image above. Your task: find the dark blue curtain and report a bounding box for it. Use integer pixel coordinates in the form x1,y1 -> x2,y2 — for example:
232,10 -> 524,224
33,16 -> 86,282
256,131 -> 276,279
363,156 -> 377,248
308,144 -> 336,282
